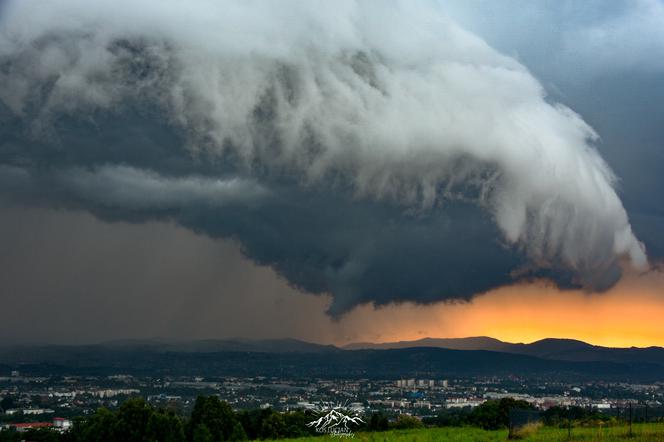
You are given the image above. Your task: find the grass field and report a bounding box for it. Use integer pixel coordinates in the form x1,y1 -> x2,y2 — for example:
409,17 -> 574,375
269,423 -> 664,441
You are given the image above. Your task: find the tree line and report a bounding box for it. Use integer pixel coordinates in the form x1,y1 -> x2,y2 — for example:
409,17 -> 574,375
0,396 -> 541,441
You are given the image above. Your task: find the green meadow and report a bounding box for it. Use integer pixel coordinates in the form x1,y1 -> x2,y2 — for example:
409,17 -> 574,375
270,423 -> 664,441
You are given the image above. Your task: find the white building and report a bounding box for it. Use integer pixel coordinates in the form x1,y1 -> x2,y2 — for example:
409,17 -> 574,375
23,408 -> 55,415
53,417 -> 72,430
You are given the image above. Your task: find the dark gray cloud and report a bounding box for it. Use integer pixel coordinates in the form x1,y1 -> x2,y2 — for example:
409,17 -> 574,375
0,0 -> 653,318
0,102 -> 526,315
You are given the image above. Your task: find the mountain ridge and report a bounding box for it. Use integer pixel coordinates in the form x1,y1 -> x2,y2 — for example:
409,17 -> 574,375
343,336 -> 664,365
2,337 -> 664,382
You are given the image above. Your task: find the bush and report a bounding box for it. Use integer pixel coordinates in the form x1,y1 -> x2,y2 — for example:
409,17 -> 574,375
391,414 -> 423,430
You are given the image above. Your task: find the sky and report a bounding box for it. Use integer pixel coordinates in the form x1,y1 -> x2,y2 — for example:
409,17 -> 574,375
0,0 -> 663,346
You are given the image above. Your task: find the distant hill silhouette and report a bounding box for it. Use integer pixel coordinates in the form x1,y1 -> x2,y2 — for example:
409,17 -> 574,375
344,336 -> 511,351
344,336 -> 664,366
2,337 -> 664,382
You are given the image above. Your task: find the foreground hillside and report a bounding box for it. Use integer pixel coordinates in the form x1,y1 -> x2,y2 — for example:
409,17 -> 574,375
271,423 -> 664,441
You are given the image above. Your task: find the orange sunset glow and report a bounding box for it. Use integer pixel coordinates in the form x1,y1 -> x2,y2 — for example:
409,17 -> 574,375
326,269 -> 664,348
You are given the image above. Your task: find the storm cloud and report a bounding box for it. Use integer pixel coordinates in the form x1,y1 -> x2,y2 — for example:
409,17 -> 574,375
0,0 -> 647,315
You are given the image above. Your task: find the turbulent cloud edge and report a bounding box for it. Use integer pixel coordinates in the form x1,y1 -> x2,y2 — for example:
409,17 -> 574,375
0,0 -> 648,306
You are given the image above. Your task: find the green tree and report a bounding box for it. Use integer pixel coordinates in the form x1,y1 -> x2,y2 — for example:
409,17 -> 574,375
0,395 -> 15,412
147,408 -> 185,442
237,409 -> 264,440
192,424 -> 213,442
17,429 -> 60,442
422,407 -> 472,427
283,411 -> 314,438
186,396 -> 246,441
0,428 -> 19,442
259,412 -> 286,439
470,398 -> 534,430
368,412 -> 389,432
67,397 -> 185,442
0,428 -> 62,442
113,397 -> 154,441
69,407 -> 119,442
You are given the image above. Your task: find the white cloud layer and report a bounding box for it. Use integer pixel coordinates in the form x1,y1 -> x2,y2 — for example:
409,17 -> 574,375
58,166 -> 268,210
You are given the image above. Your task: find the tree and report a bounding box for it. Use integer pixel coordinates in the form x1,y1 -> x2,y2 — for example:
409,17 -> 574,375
0,395 -> 15,412
238,408 -> 313,439
0,428 -> 61,442
186,396 -> 246,441
368,412 -> 389,431
16,429 -> 60,442
69,407 -> 119,442
283,411 -> 315,438
237,409 -> 268,440
67,398 -> 186,442
147,409 -> 185,442
0,428 -> 19,442
470,398 -> 534,430
113,397 -> 154,442
422,408 -> 472,427
259,412 -> 286,439
192,424 -> 213,442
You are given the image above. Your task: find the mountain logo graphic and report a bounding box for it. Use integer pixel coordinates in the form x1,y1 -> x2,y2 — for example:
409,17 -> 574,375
307,405 -> 364,437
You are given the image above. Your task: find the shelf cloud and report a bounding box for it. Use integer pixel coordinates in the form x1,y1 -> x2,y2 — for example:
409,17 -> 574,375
0,0 -> 647,315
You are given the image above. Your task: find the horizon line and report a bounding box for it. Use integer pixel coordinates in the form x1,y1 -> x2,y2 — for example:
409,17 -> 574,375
1,335 -> 662,350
